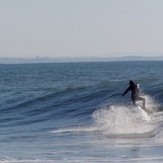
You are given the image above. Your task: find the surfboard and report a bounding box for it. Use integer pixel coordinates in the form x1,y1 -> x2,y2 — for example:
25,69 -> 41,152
137,106 -> 151,121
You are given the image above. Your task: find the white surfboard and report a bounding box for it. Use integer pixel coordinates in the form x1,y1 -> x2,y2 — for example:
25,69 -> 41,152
137,106 -> 151,121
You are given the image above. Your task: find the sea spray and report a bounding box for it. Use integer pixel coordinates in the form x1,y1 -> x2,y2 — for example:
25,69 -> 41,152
92,105 -> 155,138
141,94 -> 160,113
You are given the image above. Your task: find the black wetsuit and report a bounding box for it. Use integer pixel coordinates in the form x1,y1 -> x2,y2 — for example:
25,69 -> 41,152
122,81 -> 145,108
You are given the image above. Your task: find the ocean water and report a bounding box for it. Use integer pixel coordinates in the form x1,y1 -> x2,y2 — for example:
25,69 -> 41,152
0,61 -> 163,163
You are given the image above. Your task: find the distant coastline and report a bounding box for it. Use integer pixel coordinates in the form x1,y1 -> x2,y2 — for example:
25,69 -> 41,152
0,56 -> 163,64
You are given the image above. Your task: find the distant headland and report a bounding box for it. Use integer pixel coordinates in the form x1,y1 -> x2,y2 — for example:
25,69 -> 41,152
0,56 -> 163,64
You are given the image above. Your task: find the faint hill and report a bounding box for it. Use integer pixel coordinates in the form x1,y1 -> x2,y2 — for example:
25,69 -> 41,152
0,56 -> 163,64
114,56 -> 163,61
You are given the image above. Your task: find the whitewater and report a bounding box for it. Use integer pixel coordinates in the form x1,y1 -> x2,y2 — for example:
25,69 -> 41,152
0,61 -> 163,162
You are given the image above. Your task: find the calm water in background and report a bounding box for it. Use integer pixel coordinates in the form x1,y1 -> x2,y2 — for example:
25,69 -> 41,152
0,61 -> 163,162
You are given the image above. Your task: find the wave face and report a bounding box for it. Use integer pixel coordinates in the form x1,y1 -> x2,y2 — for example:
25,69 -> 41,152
0,61 -> 163,162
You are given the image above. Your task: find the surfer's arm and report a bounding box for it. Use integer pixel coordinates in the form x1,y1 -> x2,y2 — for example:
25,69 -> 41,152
122,86 -> 130,96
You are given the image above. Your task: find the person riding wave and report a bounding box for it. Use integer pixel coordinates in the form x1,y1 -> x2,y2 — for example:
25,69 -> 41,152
122,80 -> 146,109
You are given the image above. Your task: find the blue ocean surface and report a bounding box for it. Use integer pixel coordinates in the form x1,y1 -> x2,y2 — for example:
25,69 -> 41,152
0,61 -> 163,162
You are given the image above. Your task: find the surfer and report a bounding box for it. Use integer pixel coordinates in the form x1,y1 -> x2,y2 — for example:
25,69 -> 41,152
122,80 -> 146,109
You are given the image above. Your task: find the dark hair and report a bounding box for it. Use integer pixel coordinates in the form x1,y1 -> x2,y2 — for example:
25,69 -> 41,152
129,80 -> 134,86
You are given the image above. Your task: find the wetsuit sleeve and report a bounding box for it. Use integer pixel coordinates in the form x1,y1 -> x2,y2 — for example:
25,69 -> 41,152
122,86 -> 130,96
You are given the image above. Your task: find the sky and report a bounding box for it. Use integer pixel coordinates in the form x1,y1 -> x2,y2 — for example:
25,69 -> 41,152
0,0 -> 163,58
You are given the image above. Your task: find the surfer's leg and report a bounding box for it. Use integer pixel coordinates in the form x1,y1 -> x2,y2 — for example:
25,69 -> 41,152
138,97 -> 145,109
131,97 -> 136,106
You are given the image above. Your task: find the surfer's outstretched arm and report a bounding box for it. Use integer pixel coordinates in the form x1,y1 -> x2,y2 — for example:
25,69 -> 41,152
122,86 -> 130,96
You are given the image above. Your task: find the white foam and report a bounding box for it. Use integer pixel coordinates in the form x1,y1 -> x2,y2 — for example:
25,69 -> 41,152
138,94 -> 160,113
0,160 -> 59,163
51,95 -> 163,139
52,126 -> 97,134
92,105 -> 155,138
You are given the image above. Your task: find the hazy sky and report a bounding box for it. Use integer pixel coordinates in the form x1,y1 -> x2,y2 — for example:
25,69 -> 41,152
0,0 -> 163,58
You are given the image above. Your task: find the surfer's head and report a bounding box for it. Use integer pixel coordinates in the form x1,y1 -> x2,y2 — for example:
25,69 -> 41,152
129,80 -> 134,86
